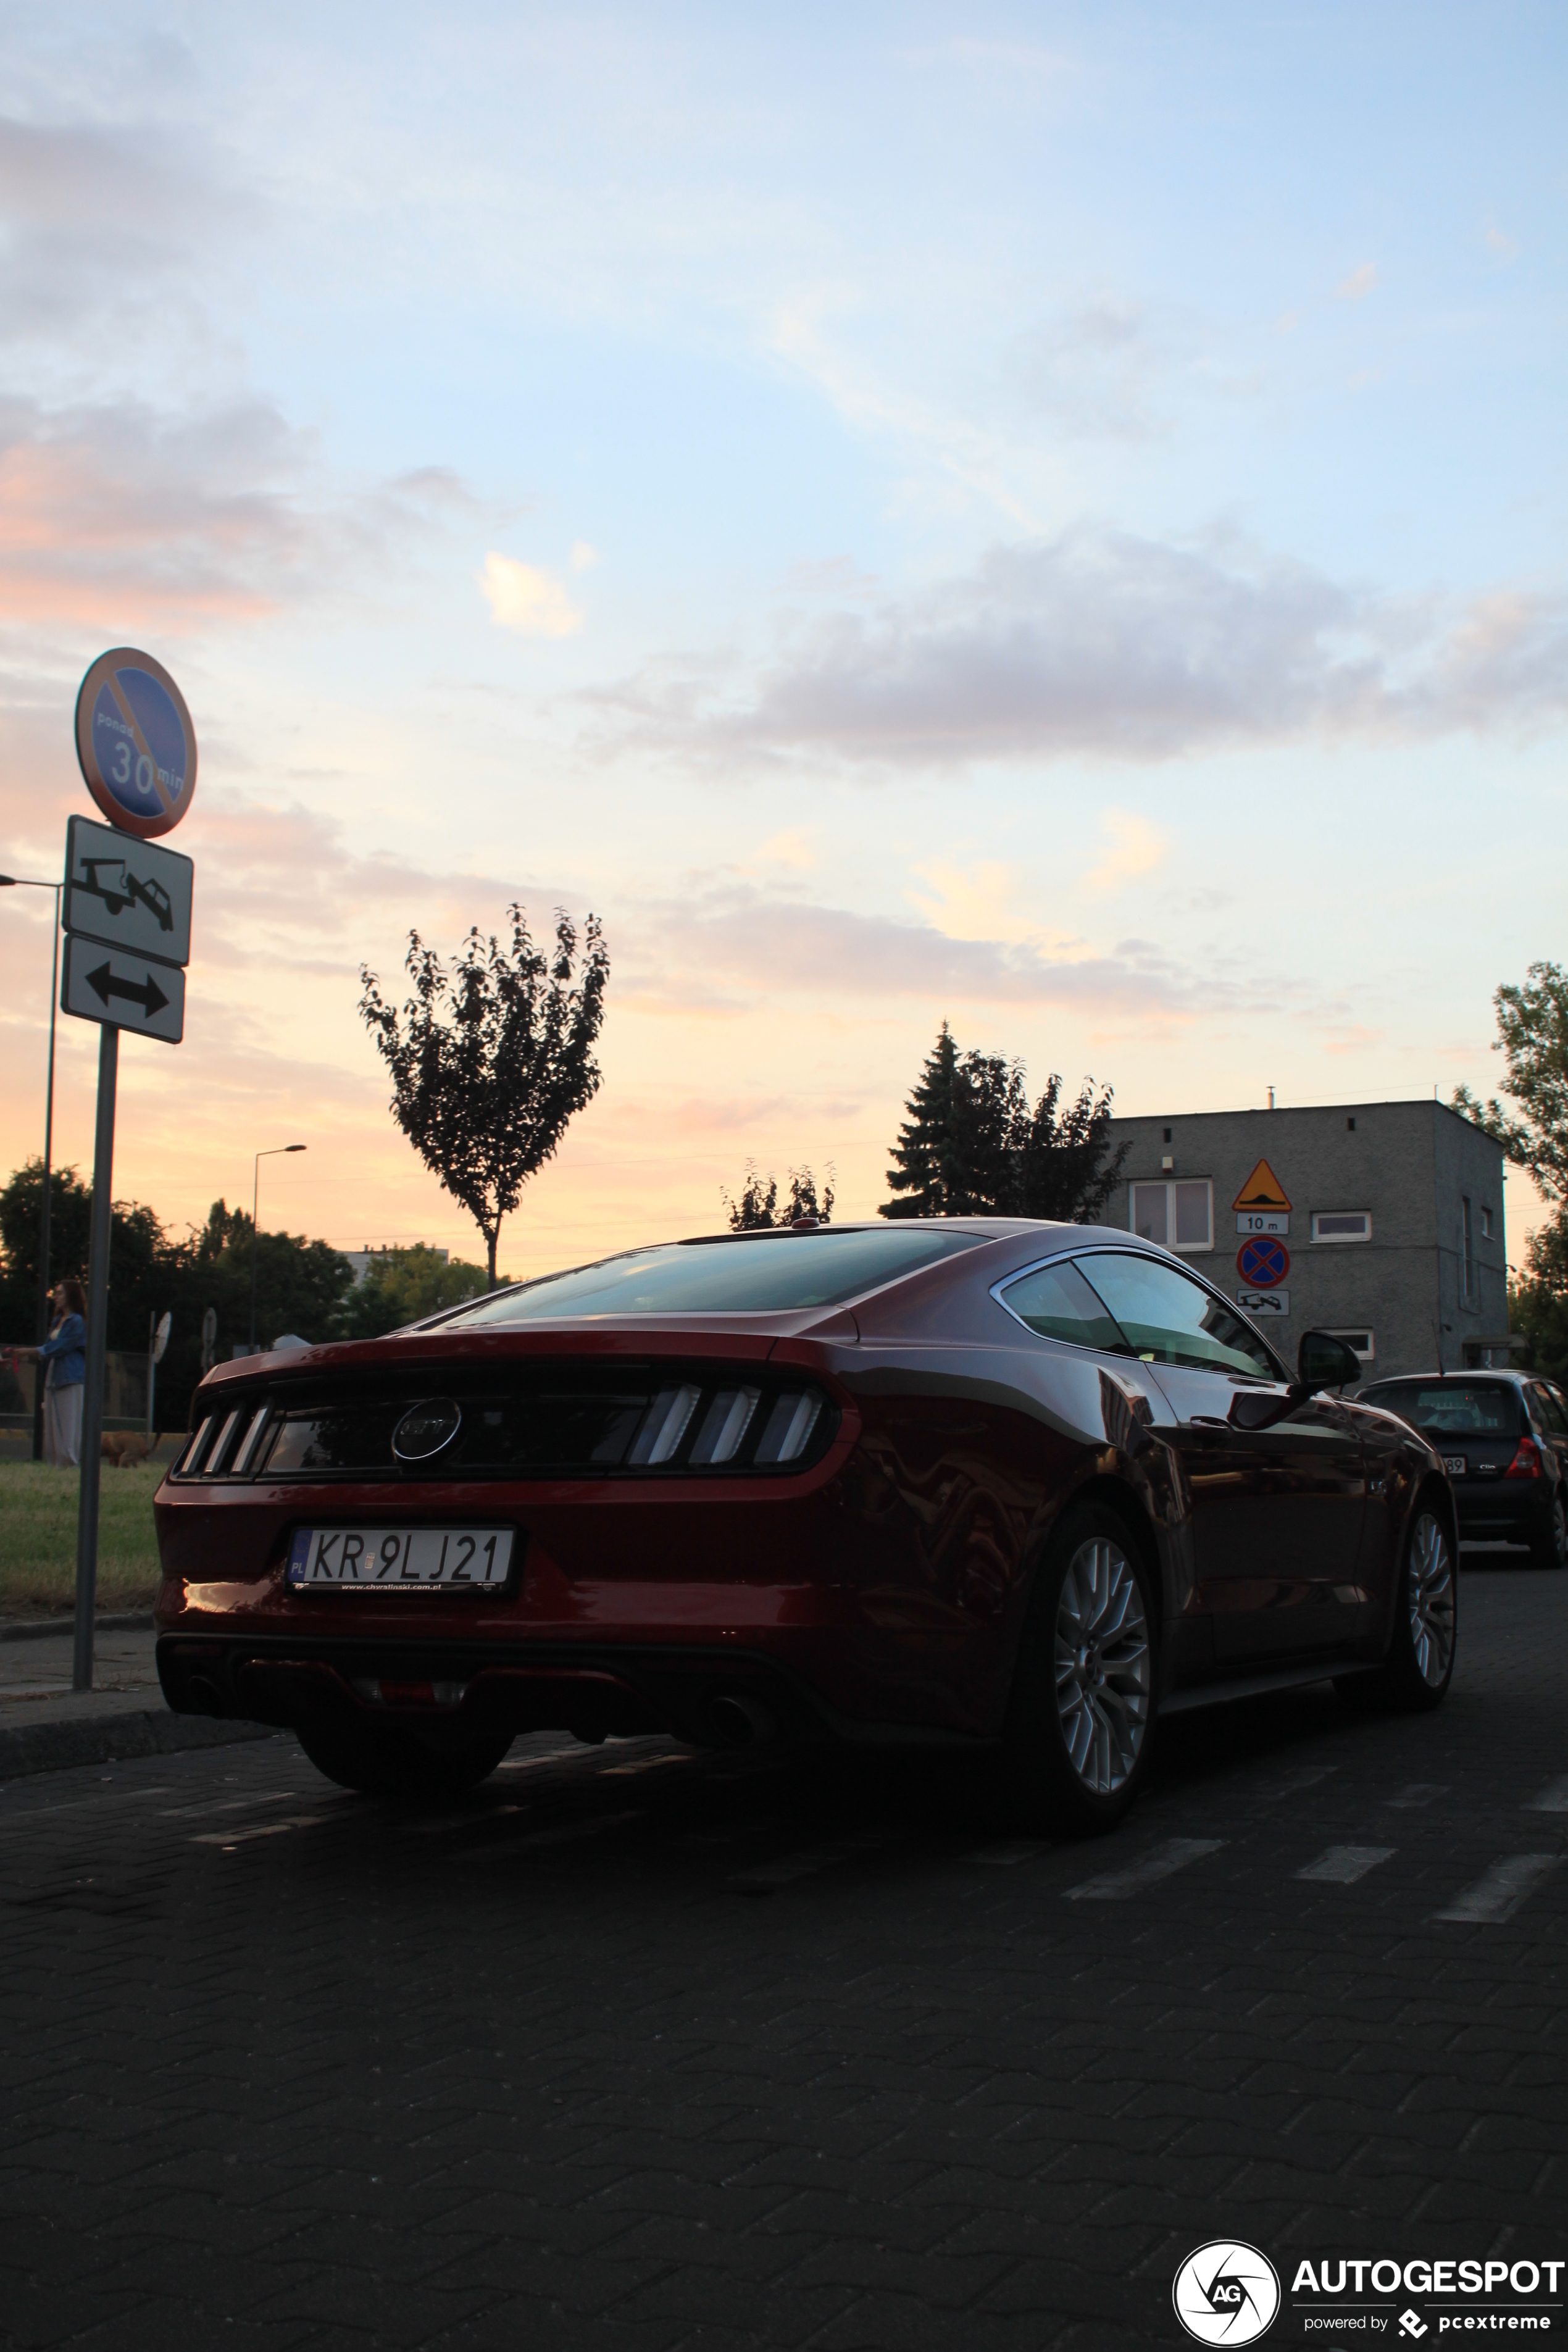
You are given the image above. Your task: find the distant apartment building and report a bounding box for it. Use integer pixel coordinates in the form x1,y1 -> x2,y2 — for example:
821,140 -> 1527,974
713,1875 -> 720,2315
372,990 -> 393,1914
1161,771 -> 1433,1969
1102,1098 -> 1513,1382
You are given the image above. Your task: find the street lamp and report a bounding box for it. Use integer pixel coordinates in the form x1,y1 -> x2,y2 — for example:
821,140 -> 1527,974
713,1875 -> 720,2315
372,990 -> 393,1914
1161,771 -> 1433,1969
1,874 -> 63,1462
249,1144 -> 307,1353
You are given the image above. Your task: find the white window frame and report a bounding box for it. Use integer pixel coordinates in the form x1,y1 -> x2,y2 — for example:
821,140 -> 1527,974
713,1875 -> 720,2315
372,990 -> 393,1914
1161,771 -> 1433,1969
1324,1327 -> 1375,1363
1127,1178 -> 1213,1254
1310,1211 -> 1372,1244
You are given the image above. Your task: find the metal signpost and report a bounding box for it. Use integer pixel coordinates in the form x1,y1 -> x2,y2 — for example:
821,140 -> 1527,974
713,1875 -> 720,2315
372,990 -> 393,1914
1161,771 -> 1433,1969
65,650 -> 197,1692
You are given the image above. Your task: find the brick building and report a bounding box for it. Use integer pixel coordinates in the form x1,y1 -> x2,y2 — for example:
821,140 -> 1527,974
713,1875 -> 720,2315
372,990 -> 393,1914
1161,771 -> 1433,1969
1102,1098 -> 1513,1382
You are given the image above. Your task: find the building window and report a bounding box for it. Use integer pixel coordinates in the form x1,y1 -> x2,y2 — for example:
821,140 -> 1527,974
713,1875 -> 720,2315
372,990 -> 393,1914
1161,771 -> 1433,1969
1311,1211 -> 1372,1243
1162,1127 -> 1172,1143
1346,1116 -> 1356,1132
1325,1328 -> 1374,1363
1462,1196 -> 1475,1304
1481,1204 -> 1494,1240
1130,1179 -> 1212,1253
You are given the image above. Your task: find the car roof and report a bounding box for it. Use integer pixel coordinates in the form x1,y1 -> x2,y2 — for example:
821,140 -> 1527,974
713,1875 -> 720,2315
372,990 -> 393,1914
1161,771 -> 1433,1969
1362,1369 -> 1537,1388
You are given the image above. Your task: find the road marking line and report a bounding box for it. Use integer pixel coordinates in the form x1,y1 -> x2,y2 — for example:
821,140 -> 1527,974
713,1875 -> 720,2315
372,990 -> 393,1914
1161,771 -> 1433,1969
1433,1853 -> 1562,1924
192,1814 -> 329,1847
494,1741 -> 592,1772
728,1835 -> 888,1894
964,1840 -> 1051,1867
407,1803 -> 528,1837
163,1792 -> 299,1820
1525,1775 -> 1568,1814
452,1809 -> 645,1866
1296,1845 -> 1395,1883
1256,1765 -> 1339,1799
1064,1837 -> 1225,1901
1383,1783 -> 1448,1809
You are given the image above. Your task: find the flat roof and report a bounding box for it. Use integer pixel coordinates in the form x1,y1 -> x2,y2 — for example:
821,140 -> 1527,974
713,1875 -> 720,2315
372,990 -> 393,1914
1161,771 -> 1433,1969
1107,1097 -> 1493,1132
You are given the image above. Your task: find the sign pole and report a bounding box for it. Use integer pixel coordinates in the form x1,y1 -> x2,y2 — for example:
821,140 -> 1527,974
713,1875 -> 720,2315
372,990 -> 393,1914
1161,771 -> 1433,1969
31,886 -> 62,1463
63,644 -> 198,1691
72,1025 -> 118,1693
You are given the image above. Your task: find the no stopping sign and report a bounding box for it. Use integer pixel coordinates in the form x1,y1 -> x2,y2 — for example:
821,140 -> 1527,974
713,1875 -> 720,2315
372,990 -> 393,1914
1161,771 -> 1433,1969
1236,1234 -> 1289,1288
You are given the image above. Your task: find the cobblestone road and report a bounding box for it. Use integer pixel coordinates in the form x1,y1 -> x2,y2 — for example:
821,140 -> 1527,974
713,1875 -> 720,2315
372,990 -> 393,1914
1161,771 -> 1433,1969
1,1562 -> 1564,2351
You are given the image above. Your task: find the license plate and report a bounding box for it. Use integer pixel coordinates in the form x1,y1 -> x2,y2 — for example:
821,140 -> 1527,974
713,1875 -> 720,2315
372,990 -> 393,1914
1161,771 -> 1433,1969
286,1527 -> 514,1590
1442,1456 -> 1466,1478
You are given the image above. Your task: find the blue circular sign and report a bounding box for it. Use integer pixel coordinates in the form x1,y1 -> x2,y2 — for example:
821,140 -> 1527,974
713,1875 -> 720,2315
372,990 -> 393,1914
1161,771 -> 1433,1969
1236,1235 -> 1289,1288
74,647 -> 197,838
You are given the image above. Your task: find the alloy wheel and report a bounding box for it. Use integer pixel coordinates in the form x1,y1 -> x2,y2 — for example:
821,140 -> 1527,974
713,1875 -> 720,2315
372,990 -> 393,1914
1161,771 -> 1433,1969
1053,1536 -> 1152,1795
1408,1511 -> 1456,1688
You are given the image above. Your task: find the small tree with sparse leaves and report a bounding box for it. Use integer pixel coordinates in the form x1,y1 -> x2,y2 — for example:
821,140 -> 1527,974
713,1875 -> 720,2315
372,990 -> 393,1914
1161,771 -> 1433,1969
359,906 -> 609,1284
722,1161 -> 835,1230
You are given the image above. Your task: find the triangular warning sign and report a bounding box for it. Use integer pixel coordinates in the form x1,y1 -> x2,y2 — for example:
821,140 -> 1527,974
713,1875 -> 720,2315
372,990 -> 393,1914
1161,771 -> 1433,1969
1233,1158 -> 1291,1212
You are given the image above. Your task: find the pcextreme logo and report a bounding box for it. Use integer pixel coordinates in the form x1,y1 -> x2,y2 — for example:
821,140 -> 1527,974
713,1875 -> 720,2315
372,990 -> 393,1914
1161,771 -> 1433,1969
1173,2241 -> 1283,2344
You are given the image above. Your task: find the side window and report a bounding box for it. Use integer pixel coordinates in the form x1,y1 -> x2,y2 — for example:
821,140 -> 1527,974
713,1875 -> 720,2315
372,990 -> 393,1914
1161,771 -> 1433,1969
1532,1383 -> 1568,1437
999,1259 -> 1133,1354
1075,1253 -> 1280,1380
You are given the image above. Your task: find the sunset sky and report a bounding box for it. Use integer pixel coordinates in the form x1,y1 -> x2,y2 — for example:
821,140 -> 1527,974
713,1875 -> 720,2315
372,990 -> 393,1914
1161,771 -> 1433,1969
2,3 -> 1564,1287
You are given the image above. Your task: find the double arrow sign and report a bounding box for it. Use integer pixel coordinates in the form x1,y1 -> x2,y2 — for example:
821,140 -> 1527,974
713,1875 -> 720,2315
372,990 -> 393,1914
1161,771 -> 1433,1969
60,813 -> 192,1044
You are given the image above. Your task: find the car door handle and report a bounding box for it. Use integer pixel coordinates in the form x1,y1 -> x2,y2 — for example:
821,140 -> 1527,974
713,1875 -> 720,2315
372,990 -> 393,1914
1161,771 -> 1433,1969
1190,1416 -> 1230,1429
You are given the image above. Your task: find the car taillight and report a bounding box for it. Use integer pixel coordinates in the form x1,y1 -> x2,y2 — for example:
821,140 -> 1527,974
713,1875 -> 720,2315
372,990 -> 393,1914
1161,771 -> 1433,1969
1504,1438 -> 1545,1480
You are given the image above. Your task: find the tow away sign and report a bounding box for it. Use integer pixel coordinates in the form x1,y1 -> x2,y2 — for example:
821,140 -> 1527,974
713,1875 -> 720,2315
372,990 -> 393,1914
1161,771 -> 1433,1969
64,814 -> 193,965
1238,1287 -> 1290,1318
61,933 -> 185,1043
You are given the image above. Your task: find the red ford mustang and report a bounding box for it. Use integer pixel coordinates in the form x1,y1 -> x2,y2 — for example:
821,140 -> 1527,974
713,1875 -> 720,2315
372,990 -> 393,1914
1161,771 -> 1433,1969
154,1220 -> 1457,1832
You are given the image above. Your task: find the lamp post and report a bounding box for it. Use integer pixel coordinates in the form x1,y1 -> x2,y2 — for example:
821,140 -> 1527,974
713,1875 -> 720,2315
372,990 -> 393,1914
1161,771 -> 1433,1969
249,1144 -> 307,1353
1,874 -> 63,1462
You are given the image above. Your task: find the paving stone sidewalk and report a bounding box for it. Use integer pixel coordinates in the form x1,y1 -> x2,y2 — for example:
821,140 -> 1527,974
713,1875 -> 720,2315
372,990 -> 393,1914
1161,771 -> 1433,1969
0,1562 -> 1564,2352
0,1623 -> 271,1777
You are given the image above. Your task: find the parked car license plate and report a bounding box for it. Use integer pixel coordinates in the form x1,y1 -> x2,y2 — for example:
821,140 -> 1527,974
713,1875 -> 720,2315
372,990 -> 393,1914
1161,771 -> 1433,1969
286,1527 -> 515,1589
1441,1456 -> 1466,1478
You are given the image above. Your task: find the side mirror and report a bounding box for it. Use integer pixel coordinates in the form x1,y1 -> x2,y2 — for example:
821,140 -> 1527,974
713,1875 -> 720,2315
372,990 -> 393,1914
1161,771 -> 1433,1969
1297,1329 -> 1362,1394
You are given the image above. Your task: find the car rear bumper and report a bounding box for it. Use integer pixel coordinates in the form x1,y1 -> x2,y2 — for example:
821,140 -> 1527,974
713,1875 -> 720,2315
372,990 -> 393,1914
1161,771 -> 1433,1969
154,1629 -> 993,1752
1453,1483 -> 1553,1543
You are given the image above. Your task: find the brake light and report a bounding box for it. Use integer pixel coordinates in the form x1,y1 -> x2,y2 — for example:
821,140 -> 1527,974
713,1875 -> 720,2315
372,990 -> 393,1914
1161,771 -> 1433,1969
1504,1438 -> 1545,1480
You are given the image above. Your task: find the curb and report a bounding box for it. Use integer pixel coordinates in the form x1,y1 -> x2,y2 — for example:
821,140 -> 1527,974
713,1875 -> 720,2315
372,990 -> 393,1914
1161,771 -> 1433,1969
0,1709 -> 279,1781
0,1612 -> 156,1645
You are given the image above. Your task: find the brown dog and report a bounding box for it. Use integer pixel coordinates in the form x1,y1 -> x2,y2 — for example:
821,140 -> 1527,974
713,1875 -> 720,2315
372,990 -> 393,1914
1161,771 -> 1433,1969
102,1429 -> 160,1469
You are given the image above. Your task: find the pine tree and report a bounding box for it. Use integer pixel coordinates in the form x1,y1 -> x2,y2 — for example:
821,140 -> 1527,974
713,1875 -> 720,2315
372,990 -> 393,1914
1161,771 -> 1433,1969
881,1024 -> 979,1216
880,1024 -> 1124,1222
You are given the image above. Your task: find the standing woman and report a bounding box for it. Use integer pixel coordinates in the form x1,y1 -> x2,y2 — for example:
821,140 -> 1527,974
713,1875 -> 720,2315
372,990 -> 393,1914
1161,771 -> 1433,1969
30,1280 -> 87,1469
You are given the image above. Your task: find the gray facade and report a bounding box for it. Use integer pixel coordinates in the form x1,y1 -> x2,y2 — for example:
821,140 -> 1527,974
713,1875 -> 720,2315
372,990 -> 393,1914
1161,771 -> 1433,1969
1102,1098 -> 1511,1382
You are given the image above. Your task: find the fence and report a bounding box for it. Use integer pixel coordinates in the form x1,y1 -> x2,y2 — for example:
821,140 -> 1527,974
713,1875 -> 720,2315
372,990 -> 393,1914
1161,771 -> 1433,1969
0,1349 -> 152,1433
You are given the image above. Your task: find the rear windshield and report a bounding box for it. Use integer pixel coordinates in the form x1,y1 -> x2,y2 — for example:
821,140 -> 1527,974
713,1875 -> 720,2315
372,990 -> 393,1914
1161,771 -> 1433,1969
1367,1382 -> 1524,1437
440,1227 -> 988,1324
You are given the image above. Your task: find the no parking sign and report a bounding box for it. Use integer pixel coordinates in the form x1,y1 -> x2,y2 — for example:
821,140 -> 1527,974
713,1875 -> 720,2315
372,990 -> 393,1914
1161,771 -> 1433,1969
73,647 -> 197,839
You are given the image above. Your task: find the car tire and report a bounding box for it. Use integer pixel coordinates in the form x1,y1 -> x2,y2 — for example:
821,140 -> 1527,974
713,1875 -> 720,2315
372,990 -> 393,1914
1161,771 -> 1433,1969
1003,1501 -> 1157,1836
1530,1492 -> 1568,1572
296,1719 -> 513,1800
1370,1503 -> 1457,1711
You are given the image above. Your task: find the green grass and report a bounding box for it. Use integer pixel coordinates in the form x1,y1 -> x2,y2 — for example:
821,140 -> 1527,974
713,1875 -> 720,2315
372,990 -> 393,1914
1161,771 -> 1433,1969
0,1462 -> 165,1616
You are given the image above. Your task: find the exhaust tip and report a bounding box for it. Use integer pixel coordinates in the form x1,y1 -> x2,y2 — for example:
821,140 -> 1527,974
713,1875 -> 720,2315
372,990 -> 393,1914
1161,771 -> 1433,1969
185,1674 -> 223,1718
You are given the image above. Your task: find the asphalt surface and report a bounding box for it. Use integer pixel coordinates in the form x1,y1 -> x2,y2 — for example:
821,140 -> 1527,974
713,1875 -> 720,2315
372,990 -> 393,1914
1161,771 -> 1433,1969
1,1559 -> 1564,2352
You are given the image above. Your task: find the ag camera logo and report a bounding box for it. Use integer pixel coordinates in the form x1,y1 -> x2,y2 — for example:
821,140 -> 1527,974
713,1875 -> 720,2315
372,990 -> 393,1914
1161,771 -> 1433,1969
1173,2241 -> 1282,2345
